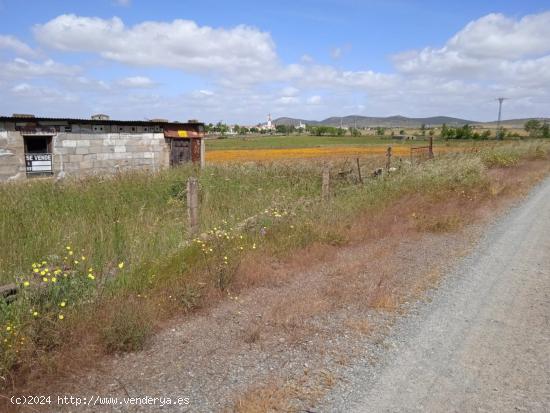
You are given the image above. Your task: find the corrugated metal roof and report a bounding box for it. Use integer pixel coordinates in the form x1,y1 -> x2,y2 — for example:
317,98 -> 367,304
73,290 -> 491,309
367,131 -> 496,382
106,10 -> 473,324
0,116 -> 204,127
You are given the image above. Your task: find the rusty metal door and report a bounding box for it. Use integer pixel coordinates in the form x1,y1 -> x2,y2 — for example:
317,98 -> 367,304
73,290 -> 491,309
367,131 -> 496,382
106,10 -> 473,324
170,139 -> 190,166
191,139 -> 201,162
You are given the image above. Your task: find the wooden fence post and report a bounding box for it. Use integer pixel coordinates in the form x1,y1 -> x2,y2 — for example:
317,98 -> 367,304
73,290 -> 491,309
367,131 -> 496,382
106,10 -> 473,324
386,146 -> 392,170
356,157 -> 363,184
187,177 -> 199,235
428,134 -> 434,159
200,138 -> 206,169
322,164 -> 330,201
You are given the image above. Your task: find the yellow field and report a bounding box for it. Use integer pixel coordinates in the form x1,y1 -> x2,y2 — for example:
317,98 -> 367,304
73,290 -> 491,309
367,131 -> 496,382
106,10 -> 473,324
206,145 -> 461,162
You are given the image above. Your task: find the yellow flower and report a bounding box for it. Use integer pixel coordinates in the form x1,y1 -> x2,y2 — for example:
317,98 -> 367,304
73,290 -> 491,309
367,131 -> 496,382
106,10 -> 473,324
74,260 -> 79,264
68,251 -> 74,256
6,326 -> 11,332
88,274 -> 95,280
252,243 -> 256,249
40,270 -> 46,276
118,262 -> 124,269
32,263 -> 37,268
33,311 -> 38,317
81,256 -> 86,261
58,314 -> 64,320
41,261 -> 47,265
59,301 -> 66,307
23,281 -> 30,287
33,268 -> 39,273
42,277 -> 49,282
66,246 -> 71,250
224,256 -> 228,260
51,277 -> 57,283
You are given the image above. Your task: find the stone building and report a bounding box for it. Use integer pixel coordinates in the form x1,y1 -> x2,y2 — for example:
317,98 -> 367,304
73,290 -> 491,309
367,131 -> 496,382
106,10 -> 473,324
0,115 -> 205,181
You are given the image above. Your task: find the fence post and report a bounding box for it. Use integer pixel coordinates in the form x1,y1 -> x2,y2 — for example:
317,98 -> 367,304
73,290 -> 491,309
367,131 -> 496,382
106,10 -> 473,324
356,157 -> 363,184
322,164 -> 330,201
428,134 -> 434,159
386,146 -> 392,170
187,177 -> 199,235
200,138 -> 206,169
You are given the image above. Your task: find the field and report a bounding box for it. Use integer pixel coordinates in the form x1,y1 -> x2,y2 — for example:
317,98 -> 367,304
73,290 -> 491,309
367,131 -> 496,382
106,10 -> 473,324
0,139 -> 549,397
205,135 -> 500,162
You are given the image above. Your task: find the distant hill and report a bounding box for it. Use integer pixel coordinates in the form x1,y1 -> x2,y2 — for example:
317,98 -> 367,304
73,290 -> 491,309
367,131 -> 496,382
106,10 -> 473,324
273,115 -> 549,128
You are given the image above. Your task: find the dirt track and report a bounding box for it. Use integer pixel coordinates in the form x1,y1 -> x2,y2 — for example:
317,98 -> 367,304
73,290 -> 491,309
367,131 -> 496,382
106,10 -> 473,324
324,177 -> 550,412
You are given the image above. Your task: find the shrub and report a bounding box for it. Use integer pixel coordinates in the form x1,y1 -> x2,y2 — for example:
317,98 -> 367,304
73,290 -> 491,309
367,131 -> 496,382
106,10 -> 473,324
100,298 -> 153,353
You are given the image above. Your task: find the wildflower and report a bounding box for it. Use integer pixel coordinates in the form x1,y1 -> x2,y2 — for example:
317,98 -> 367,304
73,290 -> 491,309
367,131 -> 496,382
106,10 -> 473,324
41,261 -> 47,265
33,311 -> 38,317
32,263 -> 37,268
224,256 -> 228,260
23,281 -> 30,287
118,262 -> 124,269
252,243 -> 256,249
42,277 -> 49,282
6,326 -> 11,332
290,225 -> 294,229
33,268 -> 39,273
59,301 -> 66,308
88,274 -> 95,280
81,256 -> 86,261
58,314 -> 64,320
68,251 -> 74,256
51,277 -> 57,283
66,246 -> 71,250
40,271 -> 46,276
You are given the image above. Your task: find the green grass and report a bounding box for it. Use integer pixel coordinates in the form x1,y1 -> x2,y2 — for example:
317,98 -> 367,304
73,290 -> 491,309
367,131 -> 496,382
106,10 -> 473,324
205,134 -> 513,151
206,134 -> 415,150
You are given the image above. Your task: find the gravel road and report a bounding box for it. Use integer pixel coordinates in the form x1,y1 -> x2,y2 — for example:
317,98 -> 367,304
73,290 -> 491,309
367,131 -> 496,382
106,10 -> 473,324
322,177 -> 550,412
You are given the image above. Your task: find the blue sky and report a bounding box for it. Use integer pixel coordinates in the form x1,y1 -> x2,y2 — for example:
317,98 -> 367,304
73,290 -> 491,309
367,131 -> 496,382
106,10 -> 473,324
1,0 -> 549,123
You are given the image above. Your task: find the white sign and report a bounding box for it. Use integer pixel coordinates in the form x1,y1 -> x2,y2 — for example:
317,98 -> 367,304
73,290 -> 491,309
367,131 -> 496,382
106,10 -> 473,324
25,153 -> 53,174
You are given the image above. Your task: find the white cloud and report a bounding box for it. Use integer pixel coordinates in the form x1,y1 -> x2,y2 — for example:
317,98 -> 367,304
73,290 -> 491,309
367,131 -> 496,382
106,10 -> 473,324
34,14 -> 279,81
394,11 -> 550,78
307,95 -> 322,104
0,35 -> 37,57
0,58 -> 80,79
113,0 -> 131,6
116,76 -> 156,88
10,82 -> 77,102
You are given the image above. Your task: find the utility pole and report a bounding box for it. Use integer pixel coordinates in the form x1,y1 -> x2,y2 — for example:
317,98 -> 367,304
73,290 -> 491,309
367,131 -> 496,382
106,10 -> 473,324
496,97 -> 507,140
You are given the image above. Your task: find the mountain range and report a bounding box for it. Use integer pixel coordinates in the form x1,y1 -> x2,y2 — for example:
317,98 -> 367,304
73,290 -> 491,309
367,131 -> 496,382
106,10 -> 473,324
272,115 -> 548,128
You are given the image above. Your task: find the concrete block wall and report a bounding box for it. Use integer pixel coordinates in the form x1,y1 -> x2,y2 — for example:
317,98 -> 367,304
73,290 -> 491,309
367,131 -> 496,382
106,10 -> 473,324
0,131 -> 171,181
53,133 -> 171,177
0,131 -> 26,181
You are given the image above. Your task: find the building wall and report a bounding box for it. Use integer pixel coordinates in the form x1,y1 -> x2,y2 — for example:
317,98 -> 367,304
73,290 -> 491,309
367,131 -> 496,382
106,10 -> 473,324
0,131 -> 172,181
0,131 -> 26,181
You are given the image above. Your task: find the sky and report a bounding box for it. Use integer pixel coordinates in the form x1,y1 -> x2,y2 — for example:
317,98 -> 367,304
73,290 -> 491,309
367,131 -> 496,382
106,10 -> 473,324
0,0 -> 549,124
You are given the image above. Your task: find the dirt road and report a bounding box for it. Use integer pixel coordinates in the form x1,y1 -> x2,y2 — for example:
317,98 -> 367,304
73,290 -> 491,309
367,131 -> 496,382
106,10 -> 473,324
324,178 -> 550,412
